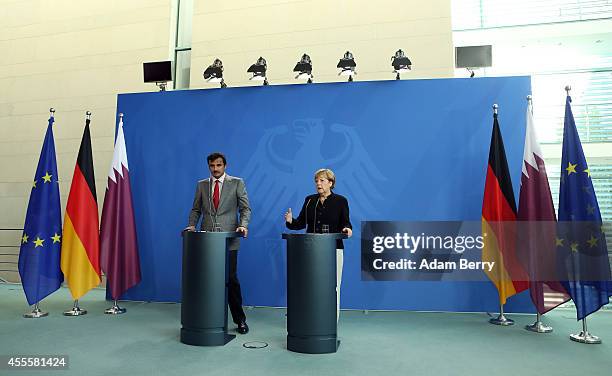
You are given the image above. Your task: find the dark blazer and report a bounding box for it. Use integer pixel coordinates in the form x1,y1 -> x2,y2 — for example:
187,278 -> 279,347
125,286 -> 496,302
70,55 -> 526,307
286,192 -> 352,249
188,174 -> 251,250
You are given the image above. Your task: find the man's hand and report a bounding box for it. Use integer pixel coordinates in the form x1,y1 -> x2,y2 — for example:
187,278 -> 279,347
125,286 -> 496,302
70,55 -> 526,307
236,226 -> 248,238
284,208 -> 292,224
342,227 -> 352,237
184,225 -> 196,232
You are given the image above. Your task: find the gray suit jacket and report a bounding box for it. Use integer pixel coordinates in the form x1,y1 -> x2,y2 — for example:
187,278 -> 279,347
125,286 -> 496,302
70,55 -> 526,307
188,174 -> 251,250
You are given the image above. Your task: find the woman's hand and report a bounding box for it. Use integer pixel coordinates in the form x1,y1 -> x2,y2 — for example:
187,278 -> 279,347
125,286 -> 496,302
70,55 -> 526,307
342,227 -> 352,237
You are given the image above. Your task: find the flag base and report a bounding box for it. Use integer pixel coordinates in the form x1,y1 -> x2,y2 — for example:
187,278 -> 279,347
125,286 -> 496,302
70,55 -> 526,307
104,303 -> 126,315
570,331 -> 601,344
23,307 -> 48,319
63,307 -> 87,316
489,313 -> 514,326
525,320 -> 552,333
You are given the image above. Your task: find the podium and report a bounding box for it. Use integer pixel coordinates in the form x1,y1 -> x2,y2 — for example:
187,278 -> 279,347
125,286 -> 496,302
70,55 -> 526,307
180,231 -> 241,346
282,233 -> 347,354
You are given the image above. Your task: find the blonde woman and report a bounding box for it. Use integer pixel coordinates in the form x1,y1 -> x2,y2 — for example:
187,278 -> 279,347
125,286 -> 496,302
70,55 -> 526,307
284,168 -> 352,319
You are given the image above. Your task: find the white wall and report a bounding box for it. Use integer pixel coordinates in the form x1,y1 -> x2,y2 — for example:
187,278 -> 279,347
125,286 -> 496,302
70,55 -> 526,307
0,0 -> 173,282
190,0 -> 454,87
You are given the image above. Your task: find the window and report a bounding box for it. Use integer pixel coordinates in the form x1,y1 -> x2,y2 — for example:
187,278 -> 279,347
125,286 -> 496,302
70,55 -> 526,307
173,0 -> 193,89
533,70 -> 612,144
452,0 -> 612,30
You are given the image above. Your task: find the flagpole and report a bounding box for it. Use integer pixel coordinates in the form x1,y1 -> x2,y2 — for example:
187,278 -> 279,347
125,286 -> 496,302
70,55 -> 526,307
105,300 -> 127,315
524,270 -> 552,333
62,110 -> 94,318
64,299 -> 87,316
23,303 -> 49,318
103,112 -> 124,317
22,107 -> 58,319
522,95 -> 553,334
526,94 -> 532,112
490,301 -> 514,326
562,84 -> 602,345
570,318 -> 601,344
525,312 -> 553,333
486,103 -> 514,327
100,124 -> 127,314
100,110 -> 141,315
527,94 -> 532,103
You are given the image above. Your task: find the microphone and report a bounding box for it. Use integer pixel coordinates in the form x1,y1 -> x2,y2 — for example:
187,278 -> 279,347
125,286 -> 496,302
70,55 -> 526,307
313,199 -> 319,233
305,198 -> 311,232
208,175 -> 216,231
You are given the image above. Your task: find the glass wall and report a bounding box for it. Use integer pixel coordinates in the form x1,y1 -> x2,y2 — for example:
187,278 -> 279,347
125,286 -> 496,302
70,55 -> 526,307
173,0 -> 193,89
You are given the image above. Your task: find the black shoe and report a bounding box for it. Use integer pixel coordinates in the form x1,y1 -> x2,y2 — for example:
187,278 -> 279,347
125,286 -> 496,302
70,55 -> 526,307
237,321 -> 249,334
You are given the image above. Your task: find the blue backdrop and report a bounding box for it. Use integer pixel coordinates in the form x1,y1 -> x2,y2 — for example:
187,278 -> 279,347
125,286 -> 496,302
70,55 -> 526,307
116,76 -> 536,313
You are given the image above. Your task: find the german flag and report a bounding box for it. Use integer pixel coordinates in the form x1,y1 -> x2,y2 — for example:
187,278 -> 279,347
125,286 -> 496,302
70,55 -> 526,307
482,111 -> 529,305
61,118 -> 101,299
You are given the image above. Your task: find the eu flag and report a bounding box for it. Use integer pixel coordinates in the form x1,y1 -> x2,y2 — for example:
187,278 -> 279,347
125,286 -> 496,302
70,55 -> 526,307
557,95 -> 612,320
18,116 -> 64,305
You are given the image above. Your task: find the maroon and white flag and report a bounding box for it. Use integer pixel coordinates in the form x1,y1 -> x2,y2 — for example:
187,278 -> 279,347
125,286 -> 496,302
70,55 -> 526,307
100,116 -> 141,300
517,100 -> 569,314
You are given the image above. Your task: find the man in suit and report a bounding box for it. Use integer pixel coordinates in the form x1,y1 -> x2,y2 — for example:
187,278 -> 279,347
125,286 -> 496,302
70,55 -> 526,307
186,152 -> 252,334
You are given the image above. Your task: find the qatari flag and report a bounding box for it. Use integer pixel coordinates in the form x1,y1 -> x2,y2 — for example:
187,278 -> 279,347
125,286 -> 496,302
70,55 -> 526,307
517,99 -> 569,314
100,115 -> 141,300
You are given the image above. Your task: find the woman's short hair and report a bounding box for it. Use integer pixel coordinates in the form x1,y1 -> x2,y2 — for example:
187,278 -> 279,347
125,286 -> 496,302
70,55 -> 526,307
314,168 -> 336,189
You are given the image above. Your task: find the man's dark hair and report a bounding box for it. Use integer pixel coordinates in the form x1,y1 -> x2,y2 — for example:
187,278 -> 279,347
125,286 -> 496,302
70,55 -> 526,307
207,152 -> 227,165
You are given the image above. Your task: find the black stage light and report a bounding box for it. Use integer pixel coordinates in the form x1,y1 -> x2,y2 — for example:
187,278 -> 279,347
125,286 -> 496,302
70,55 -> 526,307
337,51 -> 356,82
247,56 -> 268,85
203,58 -> 226,88
293,53 -> 313,83
391,49 -> 412,80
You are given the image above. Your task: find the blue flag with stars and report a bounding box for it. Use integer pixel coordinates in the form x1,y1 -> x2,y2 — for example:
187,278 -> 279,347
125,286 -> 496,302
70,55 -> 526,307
557,95 -> 612,320
18,116 -> 64,305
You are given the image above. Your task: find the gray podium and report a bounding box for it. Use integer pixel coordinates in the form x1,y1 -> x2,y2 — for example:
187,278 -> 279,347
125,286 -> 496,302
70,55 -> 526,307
180,231 -> 241,346
282,233 -> 347,354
